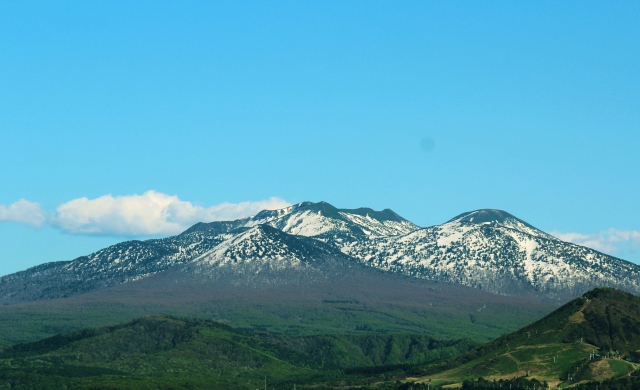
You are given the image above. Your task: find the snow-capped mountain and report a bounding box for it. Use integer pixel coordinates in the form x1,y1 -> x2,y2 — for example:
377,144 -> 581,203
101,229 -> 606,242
342,209 -> 640,298
0,202 -> 638,304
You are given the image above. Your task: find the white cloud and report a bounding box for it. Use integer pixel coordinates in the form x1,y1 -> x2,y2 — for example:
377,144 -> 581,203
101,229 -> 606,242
551,228 -> 640,258
52,191 -> 290,236
2,191 -> 290,236
0,199 -> 47,226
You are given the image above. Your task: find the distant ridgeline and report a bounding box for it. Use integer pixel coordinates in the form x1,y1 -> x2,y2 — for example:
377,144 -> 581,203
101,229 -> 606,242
1,202 -> 639,306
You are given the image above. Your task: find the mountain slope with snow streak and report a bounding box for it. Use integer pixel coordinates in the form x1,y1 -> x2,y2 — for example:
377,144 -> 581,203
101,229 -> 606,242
343,214 -> 640,298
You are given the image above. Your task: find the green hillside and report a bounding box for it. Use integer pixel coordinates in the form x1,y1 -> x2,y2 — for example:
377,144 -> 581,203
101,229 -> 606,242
408,288 -> 640,388
0,315 -> 477,390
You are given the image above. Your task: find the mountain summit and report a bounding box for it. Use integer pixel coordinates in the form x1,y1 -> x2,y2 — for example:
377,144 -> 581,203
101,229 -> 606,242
1,201 -> 639,304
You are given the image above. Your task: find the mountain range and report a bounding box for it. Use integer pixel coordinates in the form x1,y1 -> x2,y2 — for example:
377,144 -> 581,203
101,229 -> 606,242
1,201 -> 639,305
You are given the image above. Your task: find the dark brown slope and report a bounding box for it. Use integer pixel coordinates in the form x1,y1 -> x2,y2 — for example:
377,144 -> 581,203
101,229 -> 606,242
0,264 -> 555,347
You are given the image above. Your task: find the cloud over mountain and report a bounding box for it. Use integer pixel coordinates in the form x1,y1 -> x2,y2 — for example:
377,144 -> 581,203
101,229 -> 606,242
0,192 -> 290,236
551,229 -> 640,258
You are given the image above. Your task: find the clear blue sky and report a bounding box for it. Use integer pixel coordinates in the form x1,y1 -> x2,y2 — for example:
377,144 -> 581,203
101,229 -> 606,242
1,1 -> 639,275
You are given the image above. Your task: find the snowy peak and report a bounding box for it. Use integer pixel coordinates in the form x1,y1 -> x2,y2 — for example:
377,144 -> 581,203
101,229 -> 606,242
447,209 -> 553,239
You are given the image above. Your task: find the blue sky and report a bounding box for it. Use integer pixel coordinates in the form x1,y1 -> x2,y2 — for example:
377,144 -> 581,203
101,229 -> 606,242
1,1 -> 639,275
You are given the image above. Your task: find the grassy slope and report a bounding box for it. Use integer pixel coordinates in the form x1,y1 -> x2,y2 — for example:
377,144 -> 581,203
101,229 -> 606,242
408,288 -> 640,388
0,315 -> 477,390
